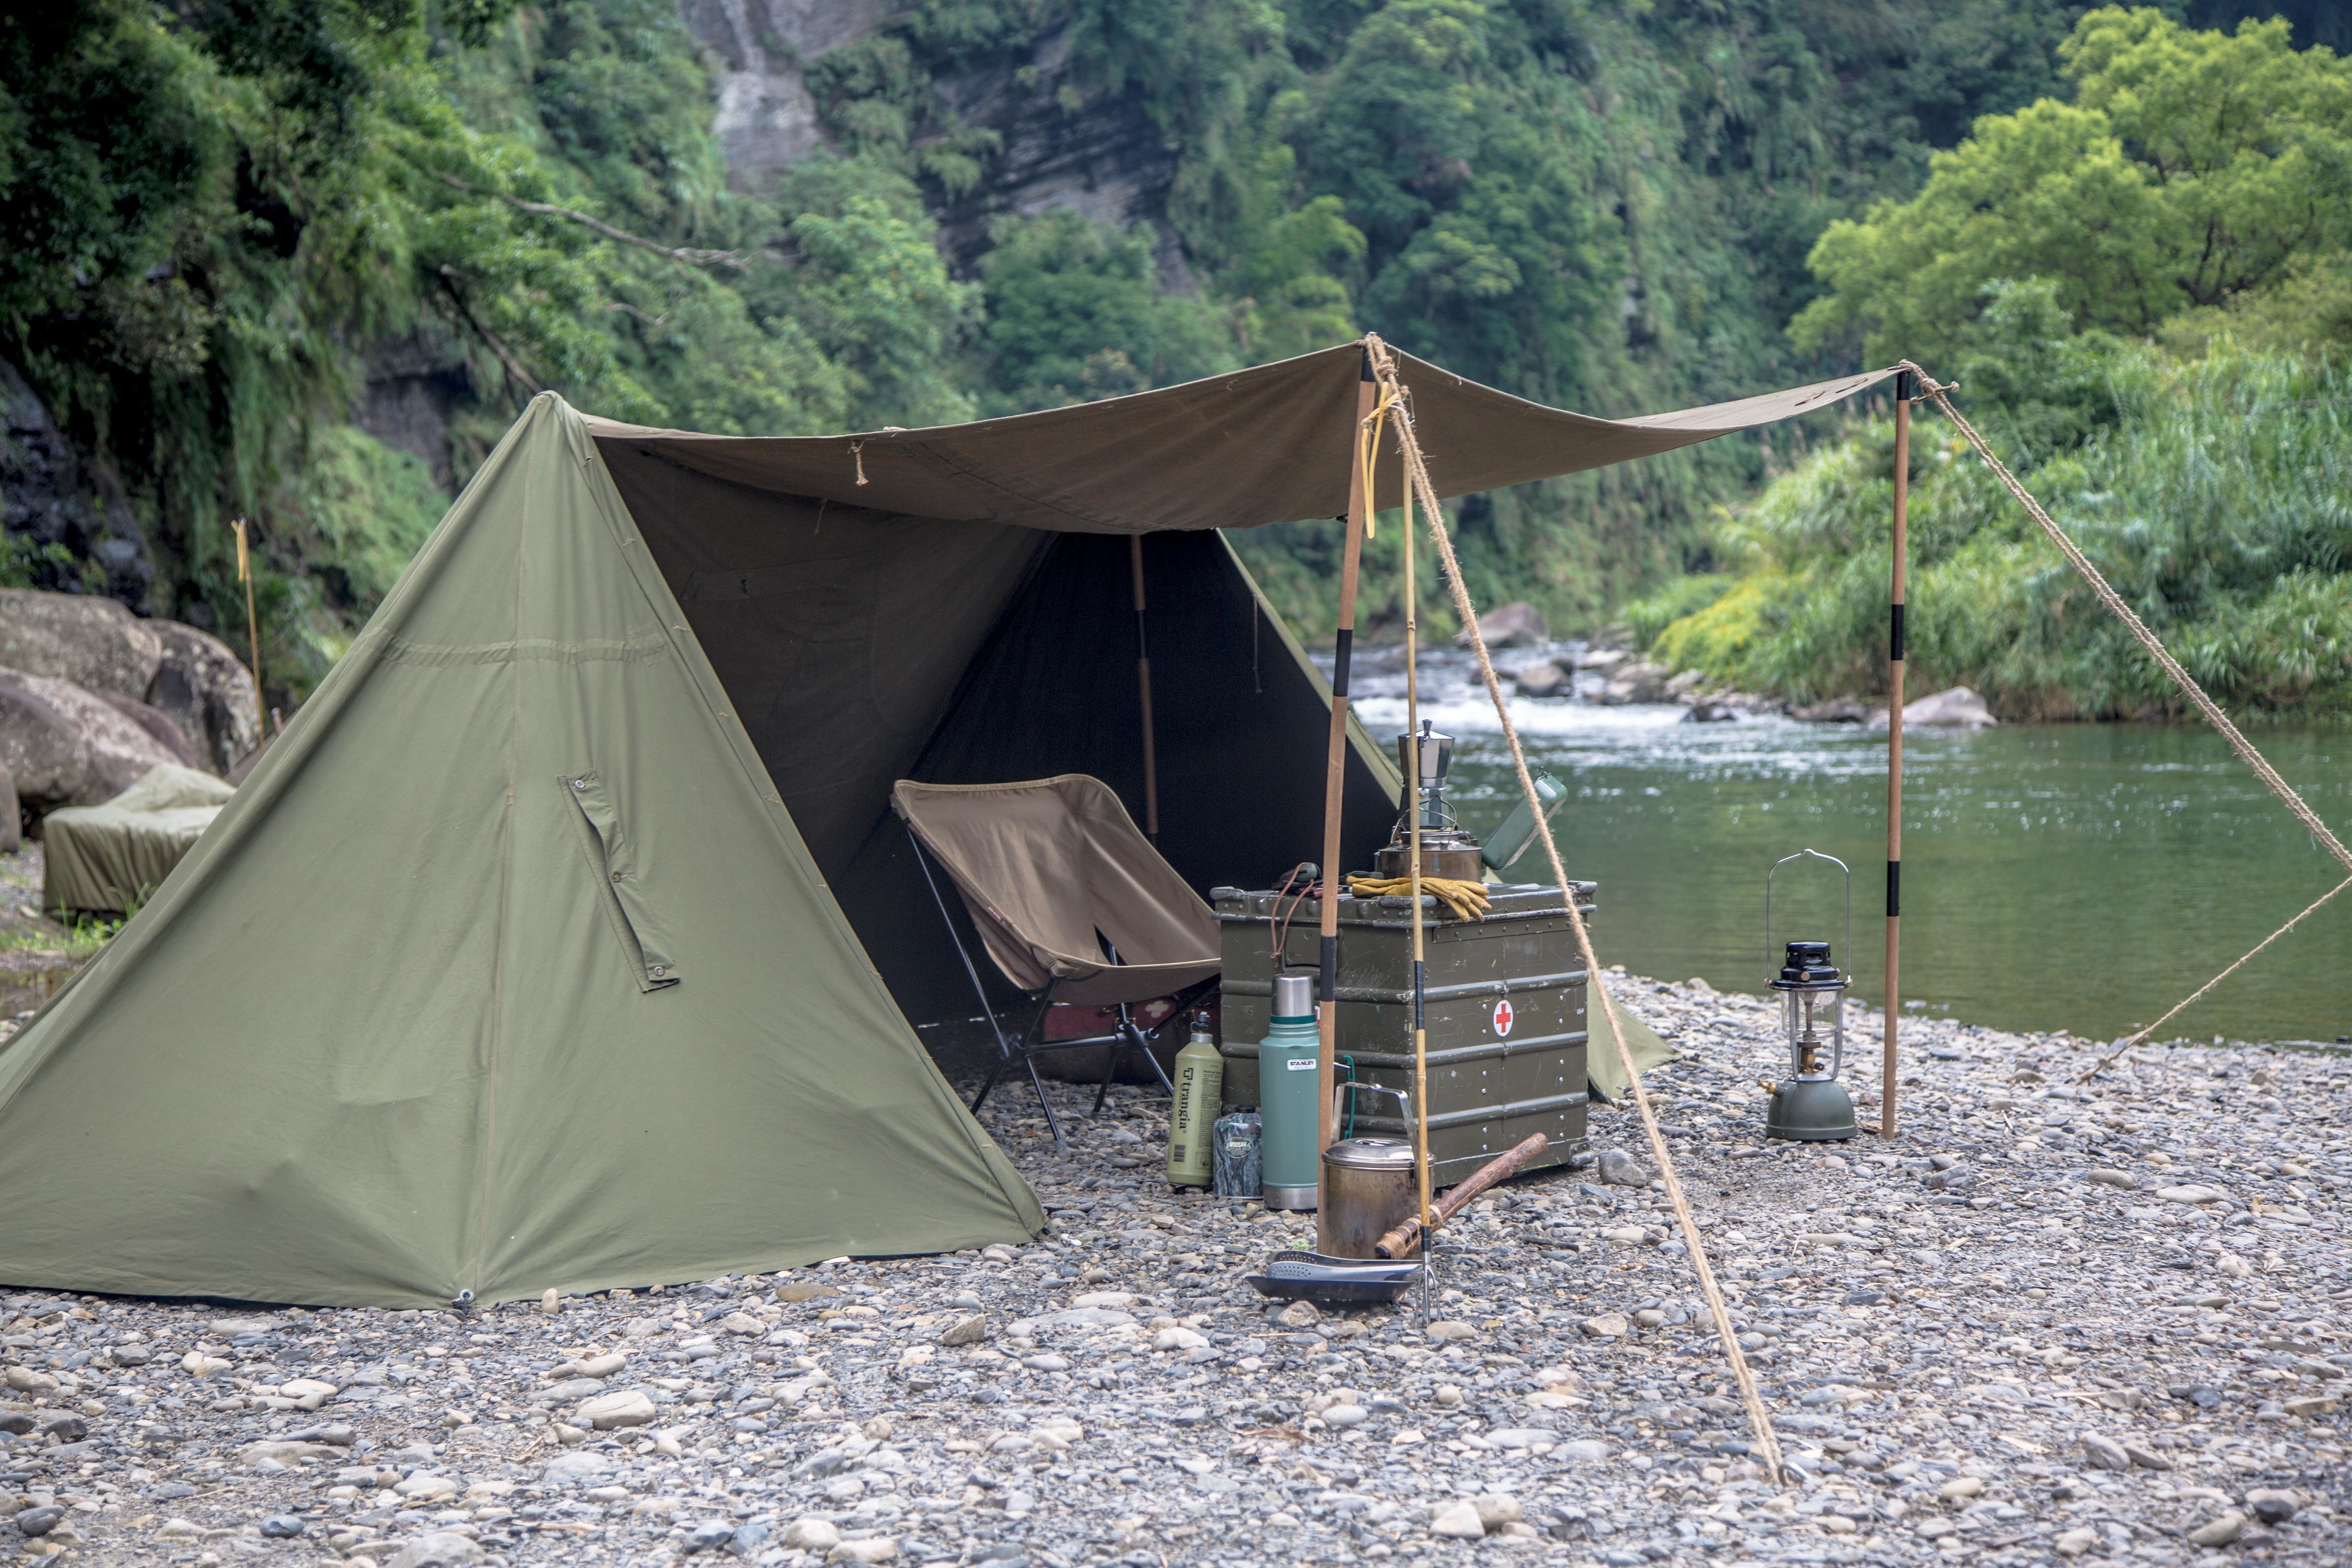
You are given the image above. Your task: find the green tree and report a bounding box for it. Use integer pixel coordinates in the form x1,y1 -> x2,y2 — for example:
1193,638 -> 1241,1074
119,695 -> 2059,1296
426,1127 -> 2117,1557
977,209 -> 1237,411
1793,8 -> 2352,366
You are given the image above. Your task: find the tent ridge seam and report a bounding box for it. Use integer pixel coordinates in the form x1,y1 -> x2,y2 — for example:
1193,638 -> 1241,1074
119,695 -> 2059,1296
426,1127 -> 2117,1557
381,626 -> 674,667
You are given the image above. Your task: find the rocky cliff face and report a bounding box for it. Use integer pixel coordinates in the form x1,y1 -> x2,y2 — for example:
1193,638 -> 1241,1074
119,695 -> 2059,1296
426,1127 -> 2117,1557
683,0 -> 1187,283
0,358 -> 154,611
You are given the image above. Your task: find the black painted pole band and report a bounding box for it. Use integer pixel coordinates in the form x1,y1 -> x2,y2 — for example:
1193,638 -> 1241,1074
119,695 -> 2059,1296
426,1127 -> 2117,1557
1887,860 -> 1901,918
1331,627 -> 1354,697
1895,367 -> 1918,401
1890,602 -> 1906,663
1413,959 -> 1426,1032
1321,933 -> 1339,1004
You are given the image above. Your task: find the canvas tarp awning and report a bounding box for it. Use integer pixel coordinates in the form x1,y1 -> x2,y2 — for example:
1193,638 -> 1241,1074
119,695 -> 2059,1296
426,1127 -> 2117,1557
41,764 -> 235,915
0,339 -> 1887,1308
586,342 -> 1891,534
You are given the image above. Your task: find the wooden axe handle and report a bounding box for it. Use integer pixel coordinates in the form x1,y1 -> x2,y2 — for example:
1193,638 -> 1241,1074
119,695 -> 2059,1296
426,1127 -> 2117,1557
1374,1132 -> 1549,1259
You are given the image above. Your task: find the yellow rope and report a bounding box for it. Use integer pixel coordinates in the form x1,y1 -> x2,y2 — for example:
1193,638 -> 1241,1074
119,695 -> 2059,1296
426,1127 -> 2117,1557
1344,874 -> 1492,923
1362,334 -> 1787,1486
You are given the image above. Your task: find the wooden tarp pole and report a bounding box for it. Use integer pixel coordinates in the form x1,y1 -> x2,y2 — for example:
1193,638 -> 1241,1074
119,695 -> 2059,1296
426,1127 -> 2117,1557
1883,372 -> 1915,1138
1315,342 -> 1378,1206
1130,534 -> 1159,837
233,519 -> 263,746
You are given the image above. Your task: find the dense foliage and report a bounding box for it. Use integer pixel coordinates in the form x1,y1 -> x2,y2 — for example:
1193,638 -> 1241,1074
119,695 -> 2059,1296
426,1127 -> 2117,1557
1629,9 -> 2352,719
0,0 -> 2337,714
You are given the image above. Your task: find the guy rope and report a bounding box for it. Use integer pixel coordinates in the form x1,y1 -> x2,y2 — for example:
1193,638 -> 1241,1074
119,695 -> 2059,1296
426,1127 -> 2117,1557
1898,364 -> 2352,1081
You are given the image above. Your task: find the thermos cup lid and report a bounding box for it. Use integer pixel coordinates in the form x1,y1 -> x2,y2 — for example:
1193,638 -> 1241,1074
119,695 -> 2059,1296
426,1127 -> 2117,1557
1271,972 -> 1315,1019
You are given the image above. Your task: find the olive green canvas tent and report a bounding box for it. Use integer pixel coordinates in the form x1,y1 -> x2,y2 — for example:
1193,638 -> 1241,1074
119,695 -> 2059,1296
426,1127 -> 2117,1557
0,342 -> 1887,1308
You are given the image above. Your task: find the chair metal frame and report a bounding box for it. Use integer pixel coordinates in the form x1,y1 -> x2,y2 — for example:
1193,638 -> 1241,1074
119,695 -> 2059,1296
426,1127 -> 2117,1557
906,822 -> 1214,1155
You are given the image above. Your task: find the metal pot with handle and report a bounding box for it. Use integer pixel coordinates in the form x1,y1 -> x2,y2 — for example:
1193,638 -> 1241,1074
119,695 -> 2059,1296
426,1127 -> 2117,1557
1316,1082 -> 1420,1259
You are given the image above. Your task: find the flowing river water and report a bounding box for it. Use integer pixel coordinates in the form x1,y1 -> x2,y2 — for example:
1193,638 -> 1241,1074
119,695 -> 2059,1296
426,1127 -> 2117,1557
1345,648 -> 2350,1047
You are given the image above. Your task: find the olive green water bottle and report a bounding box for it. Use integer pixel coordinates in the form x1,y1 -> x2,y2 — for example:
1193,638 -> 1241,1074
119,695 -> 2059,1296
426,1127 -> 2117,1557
1166,1010 -> 1225,1189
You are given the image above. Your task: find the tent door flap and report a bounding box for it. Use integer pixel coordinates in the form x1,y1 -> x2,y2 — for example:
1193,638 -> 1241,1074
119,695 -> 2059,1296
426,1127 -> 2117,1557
562,771 -> 681,991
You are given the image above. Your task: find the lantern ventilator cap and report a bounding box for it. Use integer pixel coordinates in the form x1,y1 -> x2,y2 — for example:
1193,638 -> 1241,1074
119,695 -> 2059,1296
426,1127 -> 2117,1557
1772,939 -> 1847,990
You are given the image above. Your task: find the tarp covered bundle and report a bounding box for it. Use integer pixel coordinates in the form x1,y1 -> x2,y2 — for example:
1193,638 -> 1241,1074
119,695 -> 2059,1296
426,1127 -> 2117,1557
0,342 -> 1886,1307
42,764 -> 235,915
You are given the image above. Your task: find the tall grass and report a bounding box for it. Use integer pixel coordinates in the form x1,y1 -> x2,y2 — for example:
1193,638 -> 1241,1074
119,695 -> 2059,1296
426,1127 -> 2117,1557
1623,340 -> 2352,719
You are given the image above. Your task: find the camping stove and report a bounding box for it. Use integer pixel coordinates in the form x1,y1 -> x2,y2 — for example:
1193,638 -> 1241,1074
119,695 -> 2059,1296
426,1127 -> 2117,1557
1375,721 -> 1482,880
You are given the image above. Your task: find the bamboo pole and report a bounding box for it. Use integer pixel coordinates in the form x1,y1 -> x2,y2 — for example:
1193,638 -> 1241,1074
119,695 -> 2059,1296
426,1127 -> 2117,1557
1883,373 -> 1915,1138
1314,344 -> 1378,1205
1402,424 -> 1432,1255
1130,534 -> 1159,838
233,519 -> 263,746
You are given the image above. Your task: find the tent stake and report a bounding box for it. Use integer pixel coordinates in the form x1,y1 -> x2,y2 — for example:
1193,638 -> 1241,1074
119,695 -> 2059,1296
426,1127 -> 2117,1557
1130,534 -> 1159,838
1315,343 -> 1378,1199
1883,370 -> 1915,1139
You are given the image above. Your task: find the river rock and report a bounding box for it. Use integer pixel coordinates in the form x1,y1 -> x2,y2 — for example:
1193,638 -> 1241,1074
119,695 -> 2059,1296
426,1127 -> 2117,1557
1900,685 -> 1998,728
2156,1184 -> 2225,1204
784,1518 -> 841,1550
1598,1149 -> 1652,1187
938,1313 -> 988,1346
1580,1313 -> 1629,1339
1597,661 -> 1675,706
0,666 -> 183,812
1512,660 -> 1570,698
1465,601 -> 1548,650
2081,1433 -> 2129,1470
578,1389 -> 657,1429
1792,696 -> 1875,723
1429,1498 -> 1486,1538
386,1532 -> 481,1568
2247,1489 -> 2300,1523
13,1505 -> 63,1537
2189,1512 -> 2245,1547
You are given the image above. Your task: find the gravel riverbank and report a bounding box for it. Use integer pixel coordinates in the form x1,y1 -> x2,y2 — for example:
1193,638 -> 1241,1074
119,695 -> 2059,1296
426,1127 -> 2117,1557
3,975 -> 2347,1568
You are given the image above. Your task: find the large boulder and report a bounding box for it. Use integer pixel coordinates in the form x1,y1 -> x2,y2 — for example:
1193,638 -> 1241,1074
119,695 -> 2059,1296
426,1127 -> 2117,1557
0,588 -> 162,699
0,667 -> 184,819
1462,600 -> 1549,650
0,758 -> 17,853
146,621 -> 261,773
1512,660 -> 1571,698
94,690 -> 199,767
1902,685 -> 1998,728
0,589 -> 259,772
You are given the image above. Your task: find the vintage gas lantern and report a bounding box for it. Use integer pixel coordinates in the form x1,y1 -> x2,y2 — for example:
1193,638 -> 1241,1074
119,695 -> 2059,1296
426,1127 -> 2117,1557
1764,850 -> 1858,1142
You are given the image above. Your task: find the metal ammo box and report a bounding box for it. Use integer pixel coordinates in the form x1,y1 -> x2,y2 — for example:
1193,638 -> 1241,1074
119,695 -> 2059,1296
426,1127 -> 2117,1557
1211,882 -> 1596,1185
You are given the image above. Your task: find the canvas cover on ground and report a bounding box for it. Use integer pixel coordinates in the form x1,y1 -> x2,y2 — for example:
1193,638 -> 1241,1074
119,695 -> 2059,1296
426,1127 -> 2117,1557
41,763 -> 236,915
0,396 -> 1042,1309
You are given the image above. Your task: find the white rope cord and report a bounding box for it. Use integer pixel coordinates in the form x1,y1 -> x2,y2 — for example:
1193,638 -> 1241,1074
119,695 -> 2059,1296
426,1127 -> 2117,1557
1906,363 -> 2352,1085
2081,874 -> 2352,1082
1364,337 -> 1787,1484
1908,364 -> 2352,875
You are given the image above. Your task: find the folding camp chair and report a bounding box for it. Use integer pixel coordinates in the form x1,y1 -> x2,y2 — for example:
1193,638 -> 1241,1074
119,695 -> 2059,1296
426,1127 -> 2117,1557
893,776 -> 1222,1154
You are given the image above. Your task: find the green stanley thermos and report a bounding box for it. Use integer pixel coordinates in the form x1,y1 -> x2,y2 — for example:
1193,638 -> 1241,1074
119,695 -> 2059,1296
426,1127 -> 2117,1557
1259,972 -> 1321,1210
1166,1010 -> 1224,1189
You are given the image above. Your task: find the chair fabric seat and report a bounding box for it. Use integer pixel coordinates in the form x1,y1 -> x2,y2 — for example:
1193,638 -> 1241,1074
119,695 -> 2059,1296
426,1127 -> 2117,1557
892,775 -> 1218,1005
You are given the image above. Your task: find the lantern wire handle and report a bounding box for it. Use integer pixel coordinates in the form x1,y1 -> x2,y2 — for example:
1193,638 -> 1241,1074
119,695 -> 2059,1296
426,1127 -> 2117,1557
1764,848 -> 1851,974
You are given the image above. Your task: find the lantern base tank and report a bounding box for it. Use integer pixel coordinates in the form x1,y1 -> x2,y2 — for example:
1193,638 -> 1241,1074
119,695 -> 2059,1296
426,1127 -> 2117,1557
1766,1078 -> 1858,1141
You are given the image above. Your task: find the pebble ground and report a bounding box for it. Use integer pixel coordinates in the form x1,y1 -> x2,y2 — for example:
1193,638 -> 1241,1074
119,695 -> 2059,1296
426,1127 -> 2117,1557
2,974 -> 2346,1568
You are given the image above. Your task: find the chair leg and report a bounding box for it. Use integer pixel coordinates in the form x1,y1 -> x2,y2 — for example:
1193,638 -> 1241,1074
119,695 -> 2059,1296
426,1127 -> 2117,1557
1091,1032 -> 1123,1117
1025,1054 -> 1067,1157
1128,1003 -> 1176,1095
970,1055 -> 1005,1114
